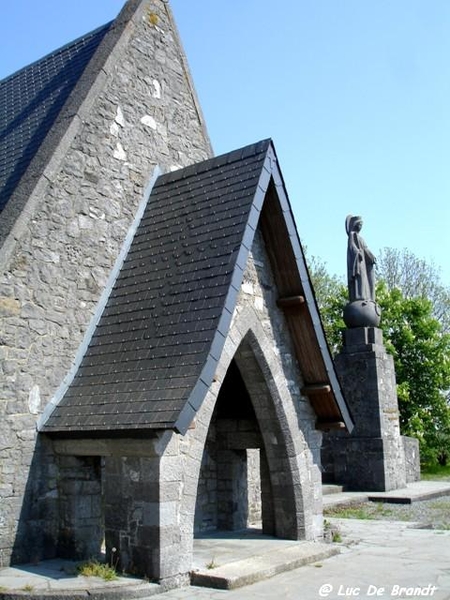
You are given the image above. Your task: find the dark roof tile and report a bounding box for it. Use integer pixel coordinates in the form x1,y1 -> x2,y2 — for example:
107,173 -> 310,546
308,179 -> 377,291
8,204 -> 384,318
42,140 -> 271,434
0,23 -> 111,212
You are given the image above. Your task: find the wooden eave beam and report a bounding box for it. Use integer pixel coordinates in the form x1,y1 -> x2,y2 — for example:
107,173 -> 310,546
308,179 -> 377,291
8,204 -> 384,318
277,295 -> 305,310
315,420 -> 346,431
301,383 -> 331,397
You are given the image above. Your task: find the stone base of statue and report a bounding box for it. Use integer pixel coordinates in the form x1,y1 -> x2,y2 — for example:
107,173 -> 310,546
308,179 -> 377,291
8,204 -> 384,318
322,326 -> 412,491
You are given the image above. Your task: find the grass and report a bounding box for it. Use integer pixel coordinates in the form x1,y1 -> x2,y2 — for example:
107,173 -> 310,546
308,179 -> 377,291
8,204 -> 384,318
22,584 -> 34,592
420,464 -> 450,481
205,558 -> 219,570
323,518 -> 343,543
332,531 -> 342,543
324,502 -> 397,521
428,499 -> 450,510
77,560 -> 118,581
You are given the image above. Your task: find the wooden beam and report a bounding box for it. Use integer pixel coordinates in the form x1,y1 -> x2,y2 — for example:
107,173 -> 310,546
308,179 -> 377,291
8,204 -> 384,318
277,295 -> 305,310
301,383 -> 331,396
315,420 -> 346,431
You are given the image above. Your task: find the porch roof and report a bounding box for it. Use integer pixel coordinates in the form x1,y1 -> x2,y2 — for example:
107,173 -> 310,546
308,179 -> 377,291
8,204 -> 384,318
41,139 -> 353,436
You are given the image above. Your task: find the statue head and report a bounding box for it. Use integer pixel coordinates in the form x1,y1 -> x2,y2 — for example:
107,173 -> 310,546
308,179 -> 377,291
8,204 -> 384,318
345,215 -> 362,235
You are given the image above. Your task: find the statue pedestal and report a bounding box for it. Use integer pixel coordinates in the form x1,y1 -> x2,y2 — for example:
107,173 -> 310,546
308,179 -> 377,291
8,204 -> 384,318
322,327 -> 407,491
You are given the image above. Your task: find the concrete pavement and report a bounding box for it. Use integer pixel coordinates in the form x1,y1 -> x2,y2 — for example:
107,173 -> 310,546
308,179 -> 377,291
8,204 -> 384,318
164,519 -> 450,600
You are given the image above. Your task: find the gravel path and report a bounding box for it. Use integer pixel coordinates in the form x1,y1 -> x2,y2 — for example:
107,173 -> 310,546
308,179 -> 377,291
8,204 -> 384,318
324,495 -> 450,529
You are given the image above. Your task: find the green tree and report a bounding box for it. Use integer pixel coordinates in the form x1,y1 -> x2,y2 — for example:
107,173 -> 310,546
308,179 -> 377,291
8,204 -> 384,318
376,283 -> 450,463
307,254 -> 346,354
307,253 -> 450,466
377,247 -> 450,333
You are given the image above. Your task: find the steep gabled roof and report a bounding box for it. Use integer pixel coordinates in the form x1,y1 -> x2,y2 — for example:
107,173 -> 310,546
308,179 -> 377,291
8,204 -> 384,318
0,23 -> 111,213
41,140 -> 353,436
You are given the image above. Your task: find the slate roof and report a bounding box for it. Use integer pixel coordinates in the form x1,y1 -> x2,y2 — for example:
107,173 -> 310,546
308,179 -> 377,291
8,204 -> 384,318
0,23 -> 111,212
42,139 -> 353,436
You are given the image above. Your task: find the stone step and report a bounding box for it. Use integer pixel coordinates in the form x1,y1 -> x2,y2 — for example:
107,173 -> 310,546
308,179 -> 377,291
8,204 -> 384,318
322,484 -> 344,495
190,542 -> 339,590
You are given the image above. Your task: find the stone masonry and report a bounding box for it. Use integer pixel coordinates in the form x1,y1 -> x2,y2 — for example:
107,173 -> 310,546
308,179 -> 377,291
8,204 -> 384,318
0,0 -> 211,565
51,226 -> 326,585
188,229 -> 324,543
322,327 -> 408,491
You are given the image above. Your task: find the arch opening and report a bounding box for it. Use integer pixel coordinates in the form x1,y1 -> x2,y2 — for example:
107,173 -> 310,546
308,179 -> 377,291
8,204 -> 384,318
194,334 -> 303,540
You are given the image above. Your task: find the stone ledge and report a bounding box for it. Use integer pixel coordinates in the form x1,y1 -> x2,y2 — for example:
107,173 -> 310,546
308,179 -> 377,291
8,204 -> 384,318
190,542 -> 339,590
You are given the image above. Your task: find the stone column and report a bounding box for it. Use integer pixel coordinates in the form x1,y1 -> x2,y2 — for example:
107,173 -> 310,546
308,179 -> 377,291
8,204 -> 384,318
103,444 -> 189,587
324,327 -> 407,491
260,450 -> 275,535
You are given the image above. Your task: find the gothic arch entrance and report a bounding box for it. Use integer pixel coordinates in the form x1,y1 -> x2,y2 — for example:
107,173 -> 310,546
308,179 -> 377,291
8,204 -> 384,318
194,331 -> 305,541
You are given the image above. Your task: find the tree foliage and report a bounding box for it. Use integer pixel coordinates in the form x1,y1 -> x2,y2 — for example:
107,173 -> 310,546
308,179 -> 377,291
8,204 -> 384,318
307,254 -> 346,353
306,249 -> 450,466
376,247 -> 450,333
376,283 -> 450,464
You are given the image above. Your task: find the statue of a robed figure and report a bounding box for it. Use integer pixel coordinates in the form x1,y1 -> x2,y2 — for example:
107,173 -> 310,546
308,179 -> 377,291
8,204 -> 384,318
343,215 -> 381,327
320,214 -> 414,492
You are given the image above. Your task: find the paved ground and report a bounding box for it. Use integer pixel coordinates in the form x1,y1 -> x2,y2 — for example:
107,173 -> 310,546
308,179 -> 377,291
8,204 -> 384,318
1,481 -> 450,599
165,519 -> 450,600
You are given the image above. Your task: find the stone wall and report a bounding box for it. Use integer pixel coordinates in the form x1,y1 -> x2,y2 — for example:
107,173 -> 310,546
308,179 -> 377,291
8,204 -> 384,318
0,0 -> 211,564
402,436 -> 421,483
57,456 -> 103,560
195,419 -> 263,533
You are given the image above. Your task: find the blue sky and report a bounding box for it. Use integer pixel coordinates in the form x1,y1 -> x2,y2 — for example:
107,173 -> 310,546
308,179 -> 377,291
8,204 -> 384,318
1,1 -> 449,284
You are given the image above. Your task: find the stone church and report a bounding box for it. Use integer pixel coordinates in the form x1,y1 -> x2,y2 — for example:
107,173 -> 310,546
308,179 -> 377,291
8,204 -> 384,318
0,0 -> 353,586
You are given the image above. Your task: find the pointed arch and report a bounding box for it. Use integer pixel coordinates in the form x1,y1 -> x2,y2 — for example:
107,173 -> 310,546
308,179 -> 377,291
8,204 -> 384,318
180,305 -> 321,544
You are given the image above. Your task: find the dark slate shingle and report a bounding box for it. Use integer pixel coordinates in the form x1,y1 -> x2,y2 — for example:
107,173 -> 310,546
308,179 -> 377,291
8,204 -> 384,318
42,140 -> 272,434
0,23 -> 111,212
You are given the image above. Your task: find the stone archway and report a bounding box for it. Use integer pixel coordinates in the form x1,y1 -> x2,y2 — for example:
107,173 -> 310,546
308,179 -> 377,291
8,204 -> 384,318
183,306 -> 322,551
194,357 -> 276,536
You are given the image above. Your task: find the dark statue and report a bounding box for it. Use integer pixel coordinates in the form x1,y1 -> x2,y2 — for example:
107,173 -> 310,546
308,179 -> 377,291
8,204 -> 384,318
343,215 -> 381,328
346,215 -> 376,302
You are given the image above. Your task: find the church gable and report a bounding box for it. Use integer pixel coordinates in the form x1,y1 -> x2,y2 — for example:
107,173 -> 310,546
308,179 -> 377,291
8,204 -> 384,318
0,0 -> 212,247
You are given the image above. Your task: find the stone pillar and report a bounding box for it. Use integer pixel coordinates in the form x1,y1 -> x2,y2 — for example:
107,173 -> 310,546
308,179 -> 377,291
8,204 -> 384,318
103,444 -> 188,587
260,450 -> 275,535
324,327 -> 406,491
247,448 -> 262,525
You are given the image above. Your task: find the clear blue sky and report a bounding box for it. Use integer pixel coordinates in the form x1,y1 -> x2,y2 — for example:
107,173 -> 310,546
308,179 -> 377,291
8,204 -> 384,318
1,1 -> 450,284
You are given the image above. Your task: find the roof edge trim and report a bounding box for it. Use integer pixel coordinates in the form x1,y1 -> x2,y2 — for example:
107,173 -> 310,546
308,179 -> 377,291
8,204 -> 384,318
269,160 -> 354,432
38,166 -> 162,432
